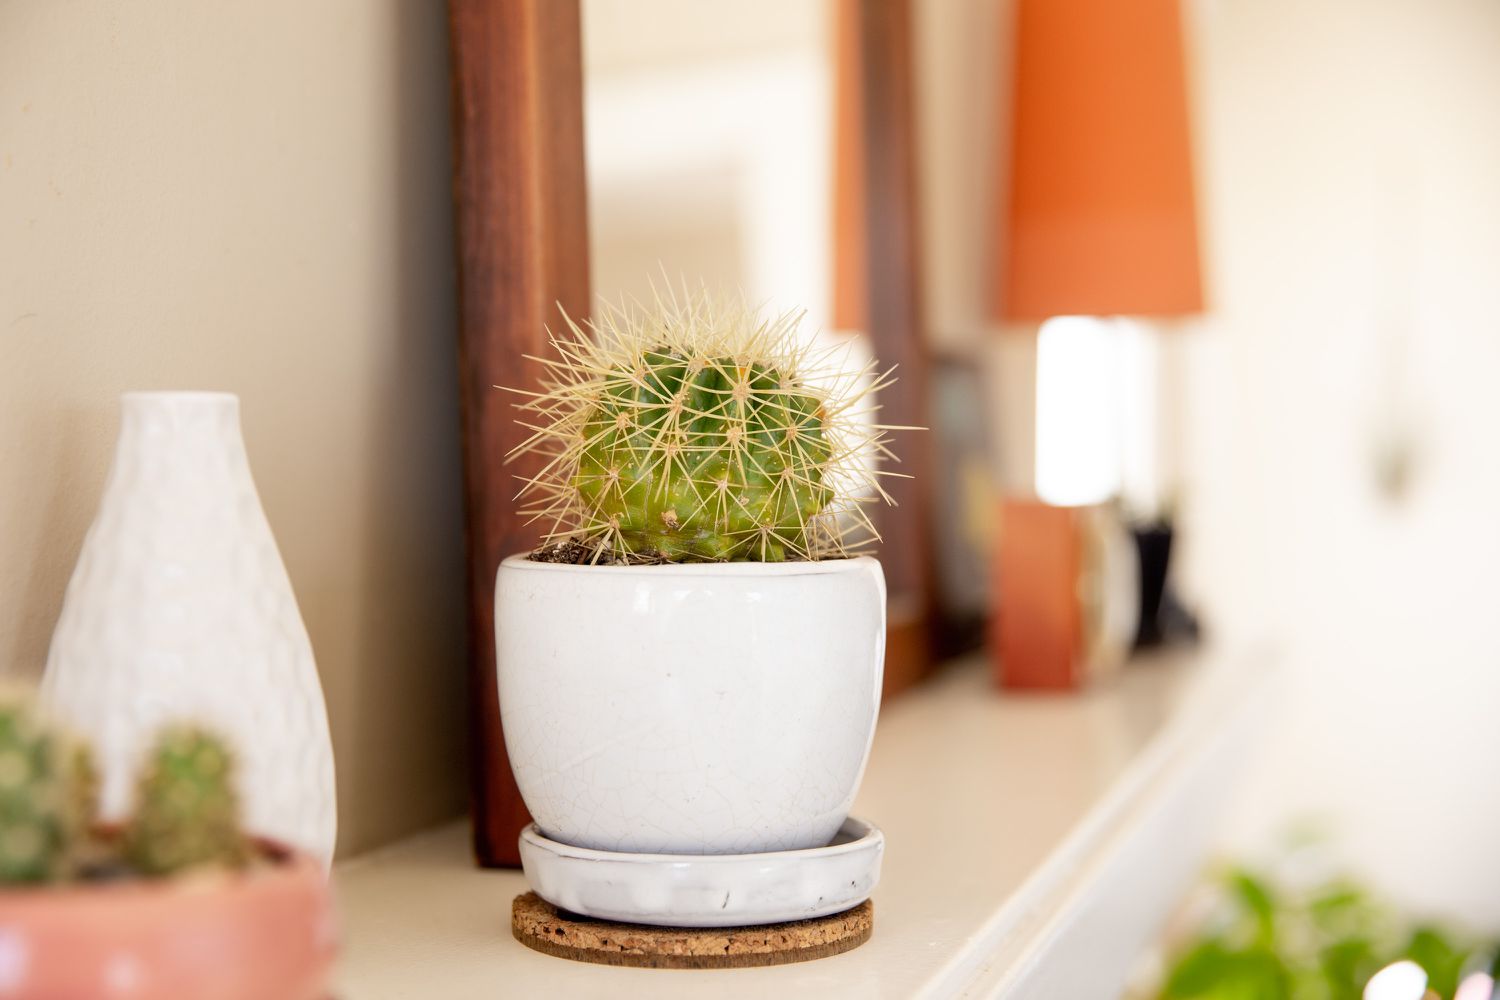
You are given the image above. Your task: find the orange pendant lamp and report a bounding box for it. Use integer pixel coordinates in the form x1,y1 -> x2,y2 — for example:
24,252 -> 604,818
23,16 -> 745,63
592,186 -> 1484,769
997,0 -> 1202,322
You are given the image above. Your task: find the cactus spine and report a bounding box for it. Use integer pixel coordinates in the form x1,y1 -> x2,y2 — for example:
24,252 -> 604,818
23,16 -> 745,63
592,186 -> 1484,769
124,726 -> 248,875
512,288 -> 897,561
67,740 -> 100,841
0,698 -> 69,883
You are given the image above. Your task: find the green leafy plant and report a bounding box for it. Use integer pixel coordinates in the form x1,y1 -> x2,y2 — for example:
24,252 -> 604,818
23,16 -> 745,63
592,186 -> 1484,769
509,286 -> 899,562
0,692 -> 252,886
1156,865 -> 1496,1000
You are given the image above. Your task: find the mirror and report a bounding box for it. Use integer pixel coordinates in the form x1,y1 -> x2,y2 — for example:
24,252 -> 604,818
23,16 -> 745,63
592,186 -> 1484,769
582,0 -> 837,327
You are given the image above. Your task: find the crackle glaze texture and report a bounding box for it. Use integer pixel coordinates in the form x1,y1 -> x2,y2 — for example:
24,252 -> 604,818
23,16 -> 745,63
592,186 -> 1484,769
518,817 -> 884,927
42,393 -> 336,864
496,555 -> 885,855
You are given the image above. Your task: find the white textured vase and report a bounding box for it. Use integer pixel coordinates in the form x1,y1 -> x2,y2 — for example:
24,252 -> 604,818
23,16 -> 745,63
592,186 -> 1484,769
496,554 -> 886,855
42,392 -> 337,865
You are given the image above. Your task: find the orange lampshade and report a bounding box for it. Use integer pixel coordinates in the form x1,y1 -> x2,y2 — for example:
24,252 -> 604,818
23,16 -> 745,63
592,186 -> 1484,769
832,0 -> 867,333
997,0 -> 1202,321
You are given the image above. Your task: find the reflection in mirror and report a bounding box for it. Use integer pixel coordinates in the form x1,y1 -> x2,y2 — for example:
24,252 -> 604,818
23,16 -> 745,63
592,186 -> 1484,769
582,0 -> 846,339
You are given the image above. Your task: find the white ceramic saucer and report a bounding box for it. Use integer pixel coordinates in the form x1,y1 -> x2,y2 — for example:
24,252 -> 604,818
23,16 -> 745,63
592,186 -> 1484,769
518,817 -> 884,928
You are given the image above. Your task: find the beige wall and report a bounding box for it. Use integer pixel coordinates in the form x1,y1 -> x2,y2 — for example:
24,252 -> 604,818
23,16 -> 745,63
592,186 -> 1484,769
1182,0 -> 1500,922
0,1 -> 467,857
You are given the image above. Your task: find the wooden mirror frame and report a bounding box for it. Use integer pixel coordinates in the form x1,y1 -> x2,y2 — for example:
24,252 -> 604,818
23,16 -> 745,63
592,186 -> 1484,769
448,0 -> 933,868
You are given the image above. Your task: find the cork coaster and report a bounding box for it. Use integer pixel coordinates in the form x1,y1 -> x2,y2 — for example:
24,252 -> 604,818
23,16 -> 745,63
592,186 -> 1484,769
511,891 -> 874,969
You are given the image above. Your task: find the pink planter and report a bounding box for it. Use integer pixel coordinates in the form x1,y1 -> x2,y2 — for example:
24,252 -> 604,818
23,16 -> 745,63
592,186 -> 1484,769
0,846 -> 336,1000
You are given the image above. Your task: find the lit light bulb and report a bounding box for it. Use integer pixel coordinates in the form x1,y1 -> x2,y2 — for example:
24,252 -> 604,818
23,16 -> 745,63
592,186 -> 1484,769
1035,316 -> 1122,506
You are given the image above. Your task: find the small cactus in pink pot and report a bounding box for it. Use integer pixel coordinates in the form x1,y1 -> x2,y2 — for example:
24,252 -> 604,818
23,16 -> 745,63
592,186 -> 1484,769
0,691 -> 336,998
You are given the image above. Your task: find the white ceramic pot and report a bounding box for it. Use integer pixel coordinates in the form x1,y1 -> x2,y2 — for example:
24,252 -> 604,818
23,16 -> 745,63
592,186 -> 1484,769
496,554 -> 886,855
42,392 -> 337,865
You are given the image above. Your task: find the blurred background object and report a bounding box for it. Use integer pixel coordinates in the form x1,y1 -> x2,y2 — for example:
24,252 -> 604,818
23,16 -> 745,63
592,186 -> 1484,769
1144,852 -> 1497,1000
997,0 -> 1202,323
992,499 -> 1139,689
42,392 -> 337,866
990,0 -> 1201,688
928,356 -> 996,657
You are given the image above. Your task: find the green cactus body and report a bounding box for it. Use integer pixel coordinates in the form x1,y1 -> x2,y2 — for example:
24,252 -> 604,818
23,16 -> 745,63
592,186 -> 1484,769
514,290 -> 895,562
573,350 -> 836,561
124,727 -> 248,876
0,700 -> 68,884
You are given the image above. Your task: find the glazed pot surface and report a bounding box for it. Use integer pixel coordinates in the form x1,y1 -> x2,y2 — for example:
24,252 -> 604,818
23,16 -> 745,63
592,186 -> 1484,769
0,848 -> 336,1000
496,555 -> 886,854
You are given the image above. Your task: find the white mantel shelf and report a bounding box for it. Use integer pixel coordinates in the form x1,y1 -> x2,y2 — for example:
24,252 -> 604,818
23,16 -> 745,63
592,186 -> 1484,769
333,648 -> 1267,999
